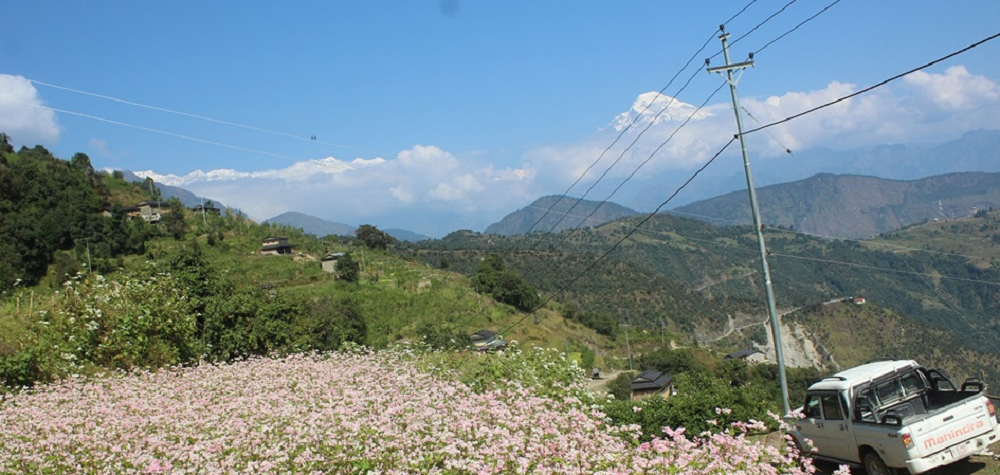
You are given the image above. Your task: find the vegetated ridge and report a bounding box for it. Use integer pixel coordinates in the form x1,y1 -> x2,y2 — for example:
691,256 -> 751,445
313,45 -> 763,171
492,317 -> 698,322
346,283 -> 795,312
673,171 -> 1000,239
265,211 -> 431,242
484,195 -> 640,236
264,211 -> 357,238
406,207 -> 1000,381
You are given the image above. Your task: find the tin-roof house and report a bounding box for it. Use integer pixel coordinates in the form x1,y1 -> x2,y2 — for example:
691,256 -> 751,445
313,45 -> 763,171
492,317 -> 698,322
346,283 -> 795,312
630,369 -> 674,401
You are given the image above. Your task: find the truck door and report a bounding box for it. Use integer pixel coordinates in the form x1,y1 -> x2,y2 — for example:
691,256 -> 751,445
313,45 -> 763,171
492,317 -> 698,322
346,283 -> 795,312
799,391 -> 857,462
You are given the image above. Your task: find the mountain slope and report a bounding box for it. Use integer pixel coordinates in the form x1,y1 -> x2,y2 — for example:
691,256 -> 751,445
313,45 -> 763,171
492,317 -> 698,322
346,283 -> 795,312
673,172 -> 1000,239
264,211 -> 356,237
121,170 -> 226,209
485,195 -> 640,236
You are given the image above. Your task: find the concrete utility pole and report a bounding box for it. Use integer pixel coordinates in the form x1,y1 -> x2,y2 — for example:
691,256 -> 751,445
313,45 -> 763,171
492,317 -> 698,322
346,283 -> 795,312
707,26 -> 790,415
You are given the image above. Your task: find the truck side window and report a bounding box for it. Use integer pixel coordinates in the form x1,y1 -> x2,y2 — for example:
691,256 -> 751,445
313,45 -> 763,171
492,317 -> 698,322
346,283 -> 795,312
804,395 -> 822,418
821,394 -> 844,421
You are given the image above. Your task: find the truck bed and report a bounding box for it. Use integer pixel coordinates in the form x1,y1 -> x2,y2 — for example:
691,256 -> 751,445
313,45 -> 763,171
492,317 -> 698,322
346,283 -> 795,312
879,390 -> 983,424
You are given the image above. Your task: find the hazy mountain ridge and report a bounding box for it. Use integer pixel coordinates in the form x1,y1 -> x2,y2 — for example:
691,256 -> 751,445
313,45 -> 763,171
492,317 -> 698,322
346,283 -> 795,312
264,212 -> 356,238
673,172 -> 1000,239
264,211 -> 431,242
484,195 -> 640,236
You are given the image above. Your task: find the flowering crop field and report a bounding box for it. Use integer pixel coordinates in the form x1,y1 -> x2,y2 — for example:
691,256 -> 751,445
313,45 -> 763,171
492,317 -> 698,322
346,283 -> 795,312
0,350 -> 828,474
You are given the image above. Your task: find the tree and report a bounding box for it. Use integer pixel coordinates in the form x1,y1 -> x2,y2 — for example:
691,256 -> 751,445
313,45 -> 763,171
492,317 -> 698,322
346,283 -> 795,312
162,198 -> 187,239
355,224 -> 396,250
336,253 -> 361,282
0,133 -> 13,154
473,253 -> 541,312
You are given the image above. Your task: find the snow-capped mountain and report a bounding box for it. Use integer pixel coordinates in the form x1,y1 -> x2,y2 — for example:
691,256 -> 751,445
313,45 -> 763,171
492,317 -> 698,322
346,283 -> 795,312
132,156 -> 383,186
609,92 -> 713,132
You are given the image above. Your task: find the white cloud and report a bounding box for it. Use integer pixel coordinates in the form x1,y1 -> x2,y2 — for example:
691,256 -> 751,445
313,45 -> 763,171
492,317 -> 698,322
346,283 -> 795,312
0,74 -> 60,146
152,144 -> 538,236
130,67 -> 1000,237
904,65 -> 1000,111
520,70 -> 1000,209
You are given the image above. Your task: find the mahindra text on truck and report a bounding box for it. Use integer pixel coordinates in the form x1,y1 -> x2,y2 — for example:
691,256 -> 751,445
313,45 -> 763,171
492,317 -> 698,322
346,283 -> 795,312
788,360 -> 1000,474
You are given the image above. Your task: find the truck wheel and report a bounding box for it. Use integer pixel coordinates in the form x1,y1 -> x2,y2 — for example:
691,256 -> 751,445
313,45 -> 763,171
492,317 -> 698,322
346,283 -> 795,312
863,451 -> 892,475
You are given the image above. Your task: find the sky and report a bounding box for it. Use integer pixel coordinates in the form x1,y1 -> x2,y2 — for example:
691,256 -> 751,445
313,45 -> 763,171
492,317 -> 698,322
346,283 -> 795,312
2,1 -> 999,237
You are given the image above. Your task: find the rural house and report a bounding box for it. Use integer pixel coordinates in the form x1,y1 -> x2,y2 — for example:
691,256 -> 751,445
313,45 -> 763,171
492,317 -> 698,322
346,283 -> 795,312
321,253 -> 346,273
470,329 -> 506,351
137,201 -> 167,223
724,348 -> 766,364
630,369 -> 674,401
260,237 -> 294,255
192,203 -> 221,215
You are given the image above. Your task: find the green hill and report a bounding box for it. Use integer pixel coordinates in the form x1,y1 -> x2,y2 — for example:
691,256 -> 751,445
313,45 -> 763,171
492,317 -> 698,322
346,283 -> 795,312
484,195 -> 640,236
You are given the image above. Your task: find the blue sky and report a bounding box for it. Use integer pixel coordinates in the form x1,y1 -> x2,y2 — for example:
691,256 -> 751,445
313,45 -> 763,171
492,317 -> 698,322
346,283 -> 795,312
2,1 -> 999,236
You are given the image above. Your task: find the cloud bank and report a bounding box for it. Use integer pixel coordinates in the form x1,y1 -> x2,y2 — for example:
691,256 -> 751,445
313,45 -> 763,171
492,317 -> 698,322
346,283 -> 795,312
0,75 -> 60,146
13,67 -> 1000,237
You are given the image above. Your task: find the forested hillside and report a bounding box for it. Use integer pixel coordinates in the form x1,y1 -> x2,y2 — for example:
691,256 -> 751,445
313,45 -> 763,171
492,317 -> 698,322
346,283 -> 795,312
406,209 -> 1000,365
484,195 -> 640,236
0,136 -> 161,292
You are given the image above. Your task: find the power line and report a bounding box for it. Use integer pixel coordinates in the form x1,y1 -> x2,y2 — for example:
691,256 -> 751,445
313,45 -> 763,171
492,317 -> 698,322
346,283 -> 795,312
512,31 -> 721,246
769,252 -> 1000,287
521,67 -> 717,253
730,0 -> 798,48
513,82 -> 728,284
497,137 -> 738,337
511,0 -> 762,247
24,78 -> 493,177
27,78 -> 384,157
745,31 -> 1000,135
445,3 -> 765,330
1,97 -> 303,162
752,0 -> 843,55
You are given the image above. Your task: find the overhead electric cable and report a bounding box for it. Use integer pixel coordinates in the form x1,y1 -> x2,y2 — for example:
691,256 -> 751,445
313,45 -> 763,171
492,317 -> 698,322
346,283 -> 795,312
1,98 -> 301,162
27,79 -> 383,156
0,97 -> 441,189
511,31 -> 721,246
496,137 -> 737,337
523,66 -> 713,251
888,253 -> 1000,355
519,82 -> 728,269
729,0 -> 798,48
752,0 -> 843,55
512,0 -> 761,244
769,253 -> 1000,287
745,31 -> 1000,135
25,78 -> 490,176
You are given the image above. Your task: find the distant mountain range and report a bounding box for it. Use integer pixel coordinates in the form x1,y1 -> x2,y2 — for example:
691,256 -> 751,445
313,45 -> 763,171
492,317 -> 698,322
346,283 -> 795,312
673,172 -> 1000,239
263,212 -> 356,238
482,172 -> 1000,240
263,211 -> 431,242
483,195 -> 639,236
120,129 -> 1000,240
629,129 -> 1000,211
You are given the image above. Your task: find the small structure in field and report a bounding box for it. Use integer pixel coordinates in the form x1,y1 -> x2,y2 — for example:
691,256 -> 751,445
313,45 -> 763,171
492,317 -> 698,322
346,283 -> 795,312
260,237 -> 294,256
321,252 -> 346,273
630,369 -> 674,401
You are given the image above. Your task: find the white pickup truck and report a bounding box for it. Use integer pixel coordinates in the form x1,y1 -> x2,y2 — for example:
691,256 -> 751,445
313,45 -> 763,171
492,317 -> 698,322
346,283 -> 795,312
788,360 -> 1000,474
